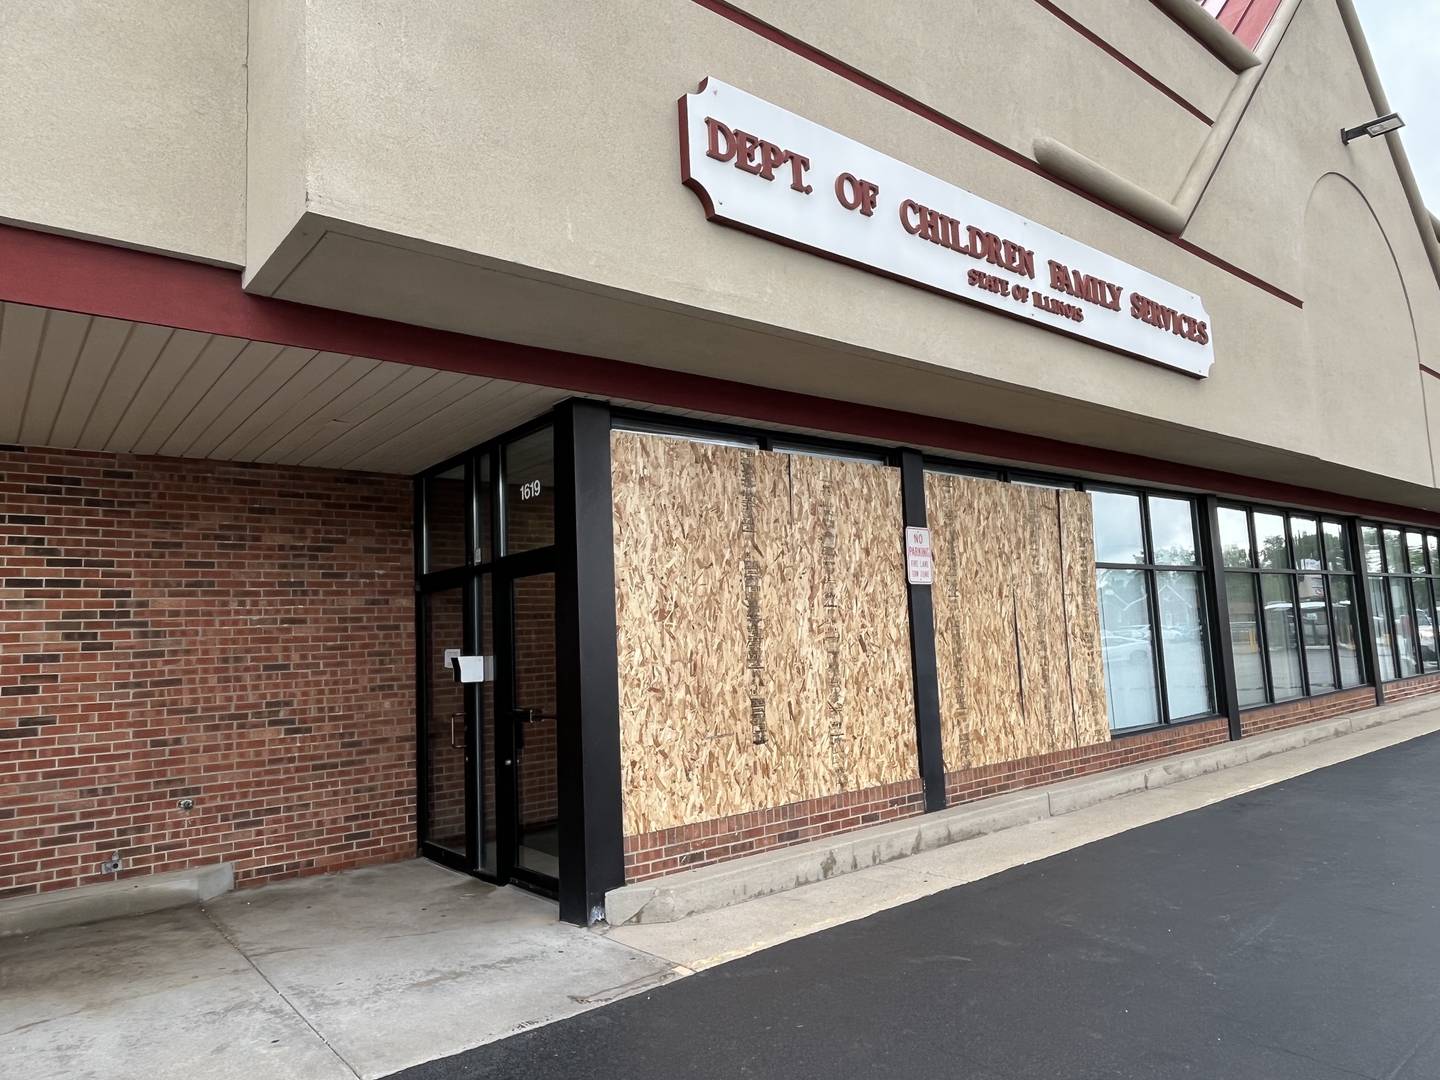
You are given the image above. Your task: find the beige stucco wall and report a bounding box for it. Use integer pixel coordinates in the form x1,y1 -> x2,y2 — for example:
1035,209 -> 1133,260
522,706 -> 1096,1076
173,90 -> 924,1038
2,1 -> 1438,503
0,0 -> 247,265
241,0 -> 1440,500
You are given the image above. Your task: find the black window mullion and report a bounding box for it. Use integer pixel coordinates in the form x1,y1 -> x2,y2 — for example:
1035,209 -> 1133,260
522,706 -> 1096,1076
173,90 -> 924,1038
1247,515 -> 1275,704
1382,568 -> 1398,682
1138,494 -> 1171,724
1282,517 -> 1312,697
1349,519 -> 1381,694
1324,571 -> 1343,691
1394,575 -> 1412,677
464,456 -> 476,569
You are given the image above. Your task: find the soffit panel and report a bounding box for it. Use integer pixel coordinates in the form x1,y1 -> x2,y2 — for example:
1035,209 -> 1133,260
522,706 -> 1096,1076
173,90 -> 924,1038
0,302 -> 561,474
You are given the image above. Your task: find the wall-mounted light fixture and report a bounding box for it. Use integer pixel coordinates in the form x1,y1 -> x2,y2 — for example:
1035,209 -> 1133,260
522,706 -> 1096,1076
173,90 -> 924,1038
1342,112 -> 1405,145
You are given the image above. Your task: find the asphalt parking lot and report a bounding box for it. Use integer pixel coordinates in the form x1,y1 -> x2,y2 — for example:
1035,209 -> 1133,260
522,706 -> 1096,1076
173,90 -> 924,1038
394,731 -> 1440,1080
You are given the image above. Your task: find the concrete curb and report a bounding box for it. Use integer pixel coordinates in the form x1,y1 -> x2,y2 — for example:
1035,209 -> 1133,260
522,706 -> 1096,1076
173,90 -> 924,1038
0,862 -> 234,937
605,697 -> 1440,926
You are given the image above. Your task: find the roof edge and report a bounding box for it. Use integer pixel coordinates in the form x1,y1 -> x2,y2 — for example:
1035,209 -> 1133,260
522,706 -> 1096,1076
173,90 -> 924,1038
1333,0 -> 1440,291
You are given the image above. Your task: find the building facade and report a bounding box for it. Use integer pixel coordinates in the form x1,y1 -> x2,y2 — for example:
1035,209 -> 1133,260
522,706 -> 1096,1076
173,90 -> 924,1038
3,0 -> 1439,924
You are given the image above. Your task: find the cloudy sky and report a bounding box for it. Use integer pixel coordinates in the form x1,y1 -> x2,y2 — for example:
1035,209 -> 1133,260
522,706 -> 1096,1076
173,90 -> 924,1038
1351,0 -> 1439,209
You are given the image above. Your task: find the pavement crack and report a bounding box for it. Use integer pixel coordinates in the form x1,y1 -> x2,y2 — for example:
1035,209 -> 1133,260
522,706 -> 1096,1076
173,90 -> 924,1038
0,1009 -> 85,1038
1382,1012 -> 1440,1080
1227,1025 -> 1380,1080
200,906 -> 362,1080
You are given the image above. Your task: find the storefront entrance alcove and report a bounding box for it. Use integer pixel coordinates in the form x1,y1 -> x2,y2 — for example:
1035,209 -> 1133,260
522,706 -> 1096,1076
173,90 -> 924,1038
414,404 -> 625,921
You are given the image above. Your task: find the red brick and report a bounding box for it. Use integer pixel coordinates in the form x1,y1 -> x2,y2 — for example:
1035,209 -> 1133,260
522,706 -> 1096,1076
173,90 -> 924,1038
0,447 -> 416,895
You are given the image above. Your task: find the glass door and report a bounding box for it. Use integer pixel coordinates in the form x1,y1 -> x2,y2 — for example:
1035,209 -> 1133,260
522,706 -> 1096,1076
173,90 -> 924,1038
497,569 -> 560,893
417,419 -> 559,897
419,585 -> 477,871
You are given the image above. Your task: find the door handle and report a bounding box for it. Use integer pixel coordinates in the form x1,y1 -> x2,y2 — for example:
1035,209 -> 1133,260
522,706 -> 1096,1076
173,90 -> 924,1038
449,711 -> 464,749
514,707 -> 557,724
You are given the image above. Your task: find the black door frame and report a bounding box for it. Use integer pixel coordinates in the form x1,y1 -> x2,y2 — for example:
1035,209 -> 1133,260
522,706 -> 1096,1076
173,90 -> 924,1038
491,552 -> 560,899
415,573 -> 482,875
414,403 -> 626,923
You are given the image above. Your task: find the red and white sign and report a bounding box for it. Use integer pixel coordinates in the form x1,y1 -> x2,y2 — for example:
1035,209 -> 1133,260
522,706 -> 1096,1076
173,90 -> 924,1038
679,78 -> 1215,378
905,527 -> 933,586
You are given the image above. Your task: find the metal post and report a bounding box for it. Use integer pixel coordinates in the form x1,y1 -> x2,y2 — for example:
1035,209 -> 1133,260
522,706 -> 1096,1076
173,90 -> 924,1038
553,399 -> 625,925
897,449 -> 946,811
1199,496 -> 1243,741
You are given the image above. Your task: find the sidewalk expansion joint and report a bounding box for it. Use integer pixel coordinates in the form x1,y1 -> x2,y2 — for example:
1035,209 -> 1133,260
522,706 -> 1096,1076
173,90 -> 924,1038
200,905 -> 363,1080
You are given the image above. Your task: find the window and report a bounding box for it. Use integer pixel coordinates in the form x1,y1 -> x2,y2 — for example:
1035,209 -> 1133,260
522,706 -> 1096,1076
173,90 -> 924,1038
424,464 -> 469,573
503,426 -> 554,554
1221,507 -> 1365,704
1091,489 -> 1214,730
1361,522 -> 1440,682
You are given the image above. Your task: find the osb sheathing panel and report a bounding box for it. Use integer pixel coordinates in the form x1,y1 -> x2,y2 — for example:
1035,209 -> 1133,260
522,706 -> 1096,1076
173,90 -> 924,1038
925,473 -> 1109,770
612,431 -> 916,836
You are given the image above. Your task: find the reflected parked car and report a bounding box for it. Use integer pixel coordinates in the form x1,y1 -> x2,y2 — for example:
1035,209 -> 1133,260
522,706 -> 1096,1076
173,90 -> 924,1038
1102,629 -> 1152,669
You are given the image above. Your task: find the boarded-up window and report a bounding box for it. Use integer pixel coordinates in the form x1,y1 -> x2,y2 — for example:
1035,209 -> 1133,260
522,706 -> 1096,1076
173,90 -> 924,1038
612,431 -> 917,836
925,472 -> 1109,769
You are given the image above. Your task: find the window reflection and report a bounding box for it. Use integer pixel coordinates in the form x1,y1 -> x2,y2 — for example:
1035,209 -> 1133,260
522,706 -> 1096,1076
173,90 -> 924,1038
1359,520 -> 1440,685
1255,513 -> 1289,569
1390,577 -> 1419,677
1091,490 -> 1212,730
1323,520 -> 1349,572
1384,529 -> 1405,575
1414,578 -> 1436,670
1092,491 -> 1145,565
1409,532 -> 1429,575
1097,568 -> 1159,730
1361,526 -> 1383,574
1331,577 -> 1362,687
1290,517 -> 1321,570
1223,508 -> 1365,704
1219,507 -> 1252,568
1261,574 -> 1303,700
1369,577 -> 1397,682
1148,497 -> 1198,565
1157,571 -> 1212,718
425,465 -> 468,573
1227,575 -> 1266,708
1297,574 -> 1335,692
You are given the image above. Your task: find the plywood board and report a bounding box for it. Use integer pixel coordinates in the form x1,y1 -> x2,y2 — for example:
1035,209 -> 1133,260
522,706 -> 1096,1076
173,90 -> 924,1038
926,473 -> 1108,771
612,432 -> 917,836
1059,489 -> 1111,748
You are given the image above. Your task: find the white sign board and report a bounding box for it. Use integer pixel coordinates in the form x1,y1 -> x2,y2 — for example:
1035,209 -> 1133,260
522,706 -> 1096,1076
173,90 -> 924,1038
679,78 -> 1214,378
905,526 -> 933,586
449,654 -> 491,684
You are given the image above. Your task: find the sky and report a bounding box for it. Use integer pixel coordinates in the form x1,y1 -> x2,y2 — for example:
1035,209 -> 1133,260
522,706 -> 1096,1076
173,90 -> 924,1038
1350,0 -> 1440,210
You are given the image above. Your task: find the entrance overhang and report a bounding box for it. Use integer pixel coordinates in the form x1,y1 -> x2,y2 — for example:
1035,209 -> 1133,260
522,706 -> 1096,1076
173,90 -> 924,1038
5,223 -> 1440,525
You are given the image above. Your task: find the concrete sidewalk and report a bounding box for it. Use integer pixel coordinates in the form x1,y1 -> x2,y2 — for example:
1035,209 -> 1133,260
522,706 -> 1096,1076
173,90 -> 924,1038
0,860 -> 675,1080
5,697 -> 1440,1080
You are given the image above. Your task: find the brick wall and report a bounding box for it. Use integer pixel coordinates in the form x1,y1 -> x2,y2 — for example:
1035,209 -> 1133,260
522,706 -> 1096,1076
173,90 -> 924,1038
1381,672 -> 1440,705
1239,686 -> 1378,737
624,779 -> 924,883
944,718 -> 1231,804
624,719 -> 1233,882
0,446 -> 416,899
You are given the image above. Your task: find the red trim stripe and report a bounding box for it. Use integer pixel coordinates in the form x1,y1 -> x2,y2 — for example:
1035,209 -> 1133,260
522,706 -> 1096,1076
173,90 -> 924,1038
1218,0 -> 1252,33
1031,0 -> 1214,125
1232,0 -> 1282,50
688,0 -> 1303,308
1,223 -> 1433,525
